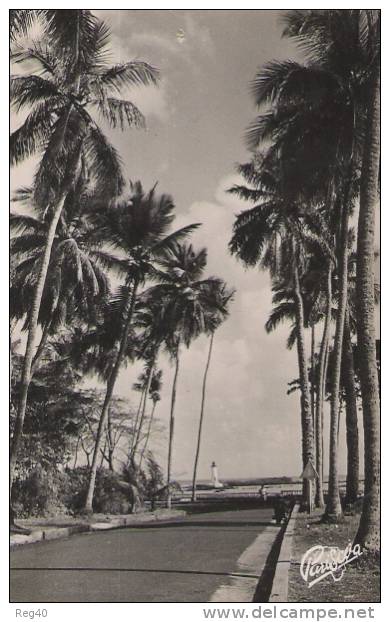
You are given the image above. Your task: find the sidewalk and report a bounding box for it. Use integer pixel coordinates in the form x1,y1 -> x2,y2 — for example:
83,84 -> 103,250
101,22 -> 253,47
10,509 -> 186,548
287,509 -> 380,602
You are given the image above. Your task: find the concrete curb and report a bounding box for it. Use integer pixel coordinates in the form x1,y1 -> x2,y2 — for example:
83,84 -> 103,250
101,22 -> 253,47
10,510 -> 186,548
209,525 -> 280,603
269,503 -> 299,602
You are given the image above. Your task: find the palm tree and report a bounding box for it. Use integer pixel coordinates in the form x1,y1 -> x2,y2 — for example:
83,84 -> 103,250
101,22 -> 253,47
247,10 -> 383,519
282,6 -> 380,544
10,10 -> 159,488
138,369 -> 163,470
129,297 -> 170,463
9,10 -> 46,42
342,311 -> 359,507
10,180 -> 113,374
83,183 -> 199,511
355,25 -> 380,551
191,282 -> 234,501
130,359 -> 156,460
147,243 -> 225,508
314,262 -> 333,508
229,155 -> 315,508
264,236 -> 334,511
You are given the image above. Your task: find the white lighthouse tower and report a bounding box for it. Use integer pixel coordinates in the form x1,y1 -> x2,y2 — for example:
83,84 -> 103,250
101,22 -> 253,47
211,461 -> 223,488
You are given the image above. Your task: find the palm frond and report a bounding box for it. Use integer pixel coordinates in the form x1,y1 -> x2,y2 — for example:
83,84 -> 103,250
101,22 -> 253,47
265,301 -> 295,333
92,97 -> 145,130
33,106 -> 83,205
88,250 -> 129,279
10,101 -> 56,166
44,10 -> 99,70
10,74 -> 61,112
250,59 -> 303,107
286,325 -> 298,350
11,43 -> 59,77
96,61 -> 159,93
152,224 -> 201,257
10,9 -> 45,41
227,184 -> 265,203
82,116 -> 125,197
10,213 -> 43,235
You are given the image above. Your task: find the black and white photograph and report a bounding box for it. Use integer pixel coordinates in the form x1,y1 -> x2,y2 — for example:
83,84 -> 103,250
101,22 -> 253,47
9,8 -> 380,606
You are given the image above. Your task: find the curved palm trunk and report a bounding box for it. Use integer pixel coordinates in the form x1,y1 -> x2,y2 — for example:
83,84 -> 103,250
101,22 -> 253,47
10,193 -> 67,493
106,412 -> 115,471
292,237 -> 314,510
130,389 -> 146,456
31,319 -> 52,375
355,62 -> 380,551
315,263 -> 332,508
325,169 -> 354,521
166,347 -> 180,510
84,278 -> 139,512
132,359 -> 155,459
191,332 -> 215,502
138,400 -> 157,470
342,313 -> 359,507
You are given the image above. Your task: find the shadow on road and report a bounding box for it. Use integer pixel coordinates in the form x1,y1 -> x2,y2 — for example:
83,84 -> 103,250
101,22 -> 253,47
120,519 -> 276,530
11,566 -> 261,579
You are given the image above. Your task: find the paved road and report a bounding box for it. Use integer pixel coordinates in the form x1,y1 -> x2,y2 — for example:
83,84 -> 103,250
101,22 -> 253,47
10,507 -> 275,603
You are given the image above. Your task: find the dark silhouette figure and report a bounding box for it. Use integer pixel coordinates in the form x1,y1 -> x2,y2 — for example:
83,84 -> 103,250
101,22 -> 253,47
273,495 -> 289,524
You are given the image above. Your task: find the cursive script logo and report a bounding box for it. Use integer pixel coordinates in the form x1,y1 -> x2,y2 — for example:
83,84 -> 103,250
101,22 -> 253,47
300,543 -> 363,588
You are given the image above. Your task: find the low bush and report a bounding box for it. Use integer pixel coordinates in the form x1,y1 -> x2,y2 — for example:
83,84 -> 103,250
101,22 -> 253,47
12,467 -> 69,518
12,462 -> 161,517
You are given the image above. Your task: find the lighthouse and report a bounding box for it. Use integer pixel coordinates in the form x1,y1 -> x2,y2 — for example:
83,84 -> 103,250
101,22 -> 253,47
211,461 -> 223,488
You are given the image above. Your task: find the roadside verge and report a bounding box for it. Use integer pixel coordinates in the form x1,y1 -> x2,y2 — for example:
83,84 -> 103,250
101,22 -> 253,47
10,509 -> 186,548
269,503 -> 299,602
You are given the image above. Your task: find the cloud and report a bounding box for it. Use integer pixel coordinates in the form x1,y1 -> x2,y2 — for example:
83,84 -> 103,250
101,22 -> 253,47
214,173 -> 246,208
117,174 -> 303,480
130,82 -> 170,123
181,12 -> 216,60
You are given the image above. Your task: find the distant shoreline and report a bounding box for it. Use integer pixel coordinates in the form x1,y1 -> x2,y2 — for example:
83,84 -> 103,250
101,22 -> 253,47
178,476 -> 365,487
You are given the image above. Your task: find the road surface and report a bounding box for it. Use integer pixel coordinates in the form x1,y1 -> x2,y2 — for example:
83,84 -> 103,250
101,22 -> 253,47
10,507 -> 276,602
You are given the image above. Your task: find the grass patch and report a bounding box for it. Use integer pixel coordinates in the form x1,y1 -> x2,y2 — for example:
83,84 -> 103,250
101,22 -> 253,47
288,509 -> 380,602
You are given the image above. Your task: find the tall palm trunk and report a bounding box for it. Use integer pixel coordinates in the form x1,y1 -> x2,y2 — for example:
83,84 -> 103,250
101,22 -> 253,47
84,278 -> 139,512
138,400 -> 157,470
315,262 -> 332,508
73,438 -> 79,469
166,346 -> 180,509
310,322 -> 317,514
355,62 -> 380,551
311,324 -> 316,462
292,237 -> 314,510
191,332 -> 215,502
100,441 -> 107,469
342,313 -> 359,507
325,157 -> 355,520
10,193 -> 67,492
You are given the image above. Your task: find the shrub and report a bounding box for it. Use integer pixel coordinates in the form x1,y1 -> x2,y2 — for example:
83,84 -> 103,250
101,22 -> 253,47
93,469 -> 131,514
12,467 -> 69,517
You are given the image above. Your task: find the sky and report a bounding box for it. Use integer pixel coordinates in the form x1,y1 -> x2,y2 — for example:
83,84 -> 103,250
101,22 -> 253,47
11,10 -> 372,482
